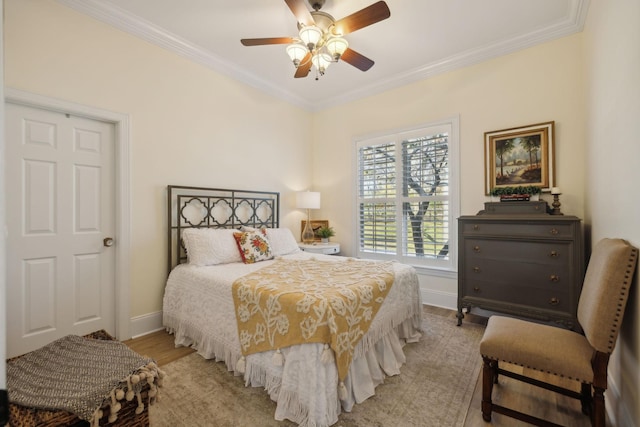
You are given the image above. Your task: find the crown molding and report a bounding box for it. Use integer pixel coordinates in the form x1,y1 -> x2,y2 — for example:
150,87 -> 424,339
316,0 -> 590,110
56,0 -> 589,112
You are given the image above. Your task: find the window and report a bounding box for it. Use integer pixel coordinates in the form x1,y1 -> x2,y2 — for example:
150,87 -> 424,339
355,117 -> 459,272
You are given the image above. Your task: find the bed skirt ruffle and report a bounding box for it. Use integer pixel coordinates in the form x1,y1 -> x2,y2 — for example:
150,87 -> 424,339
164,311 -> 421,427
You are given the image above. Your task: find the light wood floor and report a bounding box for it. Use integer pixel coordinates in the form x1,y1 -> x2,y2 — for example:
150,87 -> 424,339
124,306 -> 594,427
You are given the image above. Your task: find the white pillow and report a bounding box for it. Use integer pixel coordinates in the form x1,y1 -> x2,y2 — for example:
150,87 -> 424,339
266,228 -> 301,256
182,228 -> 242,266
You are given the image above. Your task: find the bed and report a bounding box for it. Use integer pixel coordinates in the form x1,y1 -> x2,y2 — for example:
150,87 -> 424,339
163,185 -> 423,427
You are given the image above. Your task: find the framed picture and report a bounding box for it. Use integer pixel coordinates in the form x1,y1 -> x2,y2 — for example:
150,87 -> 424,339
484,121 -> 555,195
301,219 -> 329,242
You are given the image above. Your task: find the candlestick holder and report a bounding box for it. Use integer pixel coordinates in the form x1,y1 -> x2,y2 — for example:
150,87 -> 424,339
551,193 -> 563,215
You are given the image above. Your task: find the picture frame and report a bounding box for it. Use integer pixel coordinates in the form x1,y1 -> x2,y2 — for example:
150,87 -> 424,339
484,121 -> 555,195
301,219 -> 329,242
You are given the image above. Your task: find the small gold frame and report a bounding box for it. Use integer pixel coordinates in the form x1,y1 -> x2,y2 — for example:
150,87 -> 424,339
300,220 -> 329,242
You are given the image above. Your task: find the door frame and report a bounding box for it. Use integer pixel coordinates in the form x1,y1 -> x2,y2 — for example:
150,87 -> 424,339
5,87 -> 131,340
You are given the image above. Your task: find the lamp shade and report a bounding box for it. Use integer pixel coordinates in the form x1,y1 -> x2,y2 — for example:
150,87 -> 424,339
296,191 -> 321,209
286,43 -> 308,66
326,37 -> 349,60
311,53 -> 332,74
299,25 -> 323,50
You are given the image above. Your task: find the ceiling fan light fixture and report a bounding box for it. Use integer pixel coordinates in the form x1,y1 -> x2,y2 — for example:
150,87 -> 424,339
299,25 -> 323,50
286,42 -> 308,67
311,52 -> 332,75
325,37 -> 348,61
240,0 -> 391,79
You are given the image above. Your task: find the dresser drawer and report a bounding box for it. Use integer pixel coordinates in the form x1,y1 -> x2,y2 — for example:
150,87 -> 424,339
464,239 -> 574,265
463,279 -> 571,313
462,256 -> 571,290
461,222 -> 576,239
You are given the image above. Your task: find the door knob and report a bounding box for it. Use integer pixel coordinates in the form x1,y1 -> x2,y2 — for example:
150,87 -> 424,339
103,237 -> 114,247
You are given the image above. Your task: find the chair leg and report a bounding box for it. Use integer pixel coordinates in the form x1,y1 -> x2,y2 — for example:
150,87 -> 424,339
482,356 -> 496,422
580,382 -> 592,416
591,351 -> 610,427
592,386 -> 605,427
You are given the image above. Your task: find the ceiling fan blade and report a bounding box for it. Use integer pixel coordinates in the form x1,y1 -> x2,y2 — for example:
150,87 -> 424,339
241,37 -> 295,46
294,53 -> 313,78
341,48 -> 374,71
333,1 -> 390,35
284,0 -> 315,27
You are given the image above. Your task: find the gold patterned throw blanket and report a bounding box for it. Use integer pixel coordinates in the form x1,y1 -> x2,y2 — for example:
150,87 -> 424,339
7,334 -> 165,426
232,258 -> 394,388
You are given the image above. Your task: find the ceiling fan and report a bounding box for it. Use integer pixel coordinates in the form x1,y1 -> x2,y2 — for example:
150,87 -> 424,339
240,0 -> 391,79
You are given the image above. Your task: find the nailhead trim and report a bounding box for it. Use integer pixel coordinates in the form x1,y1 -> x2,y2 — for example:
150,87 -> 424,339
481,353 -> 591,383
606,248 -> 637,352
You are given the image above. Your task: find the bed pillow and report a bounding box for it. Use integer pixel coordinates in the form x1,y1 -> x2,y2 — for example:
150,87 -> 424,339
233,230 -> 274,264
266,228 -> 301,256
182,228 -> 242,266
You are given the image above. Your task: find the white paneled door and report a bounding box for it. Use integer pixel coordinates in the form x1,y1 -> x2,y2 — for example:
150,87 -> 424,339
5,103 -> 116,358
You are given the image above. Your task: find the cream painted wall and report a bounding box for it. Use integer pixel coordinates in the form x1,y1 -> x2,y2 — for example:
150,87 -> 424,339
583,0 -> 640,425
4,0 -> 313,320
313,35 -> 586,306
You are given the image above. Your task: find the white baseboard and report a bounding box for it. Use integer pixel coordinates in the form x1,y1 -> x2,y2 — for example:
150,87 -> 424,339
129,311 -> 163,339
421,288 -> 457,311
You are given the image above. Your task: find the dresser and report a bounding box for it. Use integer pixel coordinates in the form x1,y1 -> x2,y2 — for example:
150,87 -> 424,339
457,202 -> 584,330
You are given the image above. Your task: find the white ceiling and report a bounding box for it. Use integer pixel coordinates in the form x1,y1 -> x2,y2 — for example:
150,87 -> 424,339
56,0 -> 590,111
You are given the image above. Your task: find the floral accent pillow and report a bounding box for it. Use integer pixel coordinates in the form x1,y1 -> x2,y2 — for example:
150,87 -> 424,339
233,230 -> 273,264
239,227 -> 300,256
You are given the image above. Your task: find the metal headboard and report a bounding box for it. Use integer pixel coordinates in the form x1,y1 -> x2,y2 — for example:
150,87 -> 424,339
167,185 -> 280,276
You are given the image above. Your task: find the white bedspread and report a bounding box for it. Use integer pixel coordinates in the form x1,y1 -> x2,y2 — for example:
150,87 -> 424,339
163,252 -> 422,427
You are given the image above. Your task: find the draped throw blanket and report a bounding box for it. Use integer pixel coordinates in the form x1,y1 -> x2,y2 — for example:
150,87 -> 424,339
7,334 -> 165,426
232,258 -> 395,383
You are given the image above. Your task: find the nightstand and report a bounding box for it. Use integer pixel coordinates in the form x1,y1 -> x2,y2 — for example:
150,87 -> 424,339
298,242 -> 341,255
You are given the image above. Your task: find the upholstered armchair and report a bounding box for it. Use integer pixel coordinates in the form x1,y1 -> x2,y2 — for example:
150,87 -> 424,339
479,238 -> 638,426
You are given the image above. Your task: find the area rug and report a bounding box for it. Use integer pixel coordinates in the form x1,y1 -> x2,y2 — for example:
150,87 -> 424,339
150,312 -> 484,427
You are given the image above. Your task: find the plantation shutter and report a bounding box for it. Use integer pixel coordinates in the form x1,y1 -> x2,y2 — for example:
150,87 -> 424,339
402,134 -> 450,259
358,141 -> 397,254
355,118 -> 458,271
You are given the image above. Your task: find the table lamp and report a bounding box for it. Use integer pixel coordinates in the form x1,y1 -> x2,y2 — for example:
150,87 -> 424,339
296,191 -> 320,243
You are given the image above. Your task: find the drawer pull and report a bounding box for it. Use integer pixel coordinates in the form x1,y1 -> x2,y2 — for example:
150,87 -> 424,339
549,297 -> 560,305
549,275 -> 560,282
473,267 -> 481,273
548,250 -> 559,258
473,224 -> 479,231
473,245 -> 481,253
473,287 -> 481,293
550,228 -> 559,235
